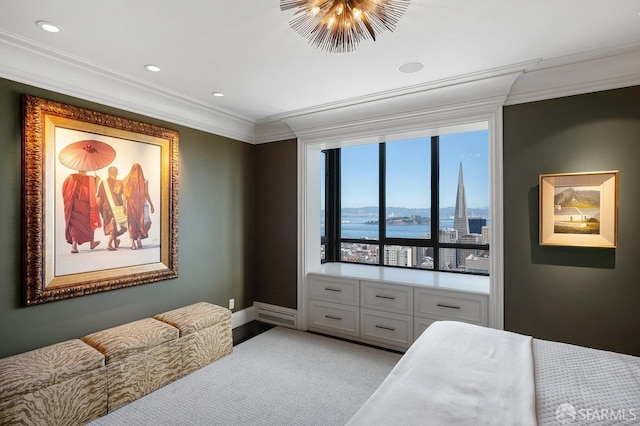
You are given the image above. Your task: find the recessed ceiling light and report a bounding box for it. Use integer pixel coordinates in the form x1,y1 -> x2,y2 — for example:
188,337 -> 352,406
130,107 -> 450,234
399,61 -> 424,74
144,64 -> 161,72
211,92 -> 225,97
36,21 -> 62,33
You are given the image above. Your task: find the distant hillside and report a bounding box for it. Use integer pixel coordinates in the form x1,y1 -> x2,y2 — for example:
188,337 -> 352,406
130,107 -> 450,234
326,206 -> 490,219
554,188 -> 600,209
364,215 -> 431,225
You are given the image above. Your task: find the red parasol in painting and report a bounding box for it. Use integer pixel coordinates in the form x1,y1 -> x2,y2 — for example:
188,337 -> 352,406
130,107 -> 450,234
58,140 -> 116,171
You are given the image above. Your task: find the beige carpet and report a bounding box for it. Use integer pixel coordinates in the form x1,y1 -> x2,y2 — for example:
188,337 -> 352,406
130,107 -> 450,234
89,326 -> 402,425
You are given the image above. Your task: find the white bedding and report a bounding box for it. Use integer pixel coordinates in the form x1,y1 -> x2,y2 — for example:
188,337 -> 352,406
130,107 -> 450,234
348,321 -> 538,426
533,339 -> 640,425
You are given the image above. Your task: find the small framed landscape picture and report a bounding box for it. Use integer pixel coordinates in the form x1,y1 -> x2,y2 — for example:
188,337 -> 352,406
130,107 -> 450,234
539,171 -> 618,248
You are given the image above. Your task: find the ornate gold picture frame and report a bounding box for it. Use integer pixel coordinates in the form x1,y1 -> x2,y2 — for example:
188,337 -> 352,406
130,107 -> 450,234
539,171 -> 618,248
23,95 -> 179,305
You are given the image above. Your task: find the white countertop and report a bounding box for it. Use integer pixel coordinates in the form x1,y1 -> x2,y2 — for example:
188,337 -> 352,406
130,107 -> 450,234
309,263 -> 490,295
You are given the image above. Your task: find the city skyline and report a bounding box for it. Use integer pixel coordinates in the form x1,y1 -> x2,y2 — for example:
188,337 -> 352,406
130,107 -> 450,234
321,129 -> 490,273
338,129 -> 489,209
326,157 -> 489,273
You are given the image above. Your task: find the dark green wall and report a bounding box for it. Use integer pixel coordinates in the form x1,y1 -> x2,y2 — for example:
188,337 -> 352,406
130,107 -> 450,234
504,85 -> 640,356
0,78 -> 255,358
6,75 -> 637,359
254,139 -> 298,309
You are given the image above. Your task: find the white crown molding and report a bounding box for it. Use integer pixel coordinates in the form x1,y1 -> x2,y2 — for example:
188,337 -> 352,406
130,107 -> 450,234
282,72 -> 522,144
2,25 -> 638,145
506,44 -> 640,105
263,45 -> 640,142
270,61 -> 537,123
253,63 -> 532,144
0,29 -> 256,143
290,96 -> 506,145
528,43 -> 640,70
253,120 -> 296,144
507,72 -> 640,106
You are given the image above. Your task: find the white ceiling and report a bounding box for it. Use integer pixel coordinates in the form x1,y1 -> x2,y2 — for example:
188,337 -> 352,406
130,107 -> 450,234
1,0 -> 639,143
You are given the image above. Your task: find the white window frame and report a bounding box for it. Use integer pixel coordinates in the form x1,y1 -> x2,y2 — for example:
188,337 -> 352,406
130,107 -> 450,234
296,102 -> 505,331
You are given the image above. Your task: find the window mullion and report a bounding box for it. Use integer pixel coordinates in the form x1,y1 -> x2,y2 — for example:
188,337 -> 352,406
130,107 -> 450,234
327,149 -> 340,262
431,136 -> 440,271
379,143 -> 386,266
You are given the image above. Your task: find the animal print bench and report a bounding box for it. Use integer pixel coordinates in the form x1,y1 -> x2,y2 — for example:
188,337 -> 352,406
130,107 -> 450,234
81,317 -> 182,412
154,302 -> 233,375
0,339 -> 107,425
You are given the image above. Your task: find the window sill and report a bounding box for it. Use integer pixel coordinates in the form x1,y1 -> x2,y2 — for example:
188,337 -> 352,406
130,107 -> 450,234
310,262 -> 489,295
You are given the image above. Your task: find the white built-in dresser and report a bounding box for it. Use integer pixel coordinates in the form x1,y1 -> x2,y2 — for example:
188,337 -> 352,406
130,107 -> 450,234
307,263 -> 490,352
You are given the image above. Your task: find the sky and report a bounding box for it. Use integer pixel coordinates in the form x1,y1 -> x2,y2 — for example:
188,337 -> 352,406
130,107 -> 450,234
333,129 -> 489,209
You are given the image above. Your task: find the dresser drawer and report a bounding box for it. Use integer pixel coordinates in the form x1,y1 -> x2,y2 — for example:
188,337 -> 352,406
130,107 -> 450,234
308,274 -> 359,306
361,281 -> 413,315
414,317 -> 437,340
309,301 -> 359,338
360,309 -> 413,349
414,288 -> 488,325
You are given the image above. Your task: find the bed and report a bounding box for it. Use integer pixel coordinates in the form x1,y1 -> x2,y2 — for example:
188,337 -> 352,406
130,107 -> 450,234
348,321 -> 640,425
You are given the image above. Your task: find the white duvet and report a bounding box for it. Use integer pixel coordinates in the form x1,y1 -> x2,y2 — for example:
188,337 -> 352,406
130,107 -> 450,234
347,321 -> 537,426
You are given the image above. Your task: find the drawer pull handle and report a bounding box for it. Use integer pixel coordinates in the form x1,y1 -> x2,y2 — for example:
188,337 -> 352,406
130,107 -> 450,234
375,325 -> 396,331
375,294 -> 396,300
437,303 -> 461,310
325,287 -> 342,293
325,315 -> 343,321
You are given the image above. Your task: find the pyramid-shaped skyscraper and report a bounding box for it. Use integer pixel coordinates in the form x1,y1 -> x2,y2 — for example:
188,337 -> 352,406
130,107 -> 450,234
453,161 -> 469,238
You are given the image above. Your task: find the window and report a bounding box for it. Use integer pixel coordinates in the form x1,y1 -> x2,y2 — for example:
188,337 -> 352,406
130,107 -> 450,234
322,130 -> 490,275
320,151 -> 326,261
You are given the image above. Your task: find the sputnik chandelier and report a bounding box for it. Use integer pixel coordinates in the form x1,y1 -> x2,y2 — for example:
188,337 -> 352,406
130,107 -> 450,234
280,0 -> 410,53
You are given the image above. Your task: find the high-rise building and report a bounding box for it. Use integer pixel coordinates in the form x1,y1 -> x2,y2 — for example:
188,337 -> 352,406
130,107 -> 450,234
451,162 -> 490,271
384,245 -> 411,267
420,257 -> 434,269
465,252 -> 490,274
453,162 -> 470,238
439,229 -> 458,270
458,234 -> 481,267
481,226 -> 491,245
469,217 -> 487,234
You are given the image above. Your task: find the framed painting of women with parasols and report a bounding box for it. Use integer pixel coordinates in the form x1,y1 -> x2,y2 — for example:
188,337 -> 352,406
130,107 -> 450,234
22,95 -> 179,305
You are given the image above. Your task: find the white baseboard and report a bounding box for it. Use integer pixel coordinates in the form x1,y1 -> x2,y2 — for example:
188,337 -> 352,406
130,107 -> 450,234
231,303 -> 299,329
231,306 -> 256,329
253,302 -> 298,329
